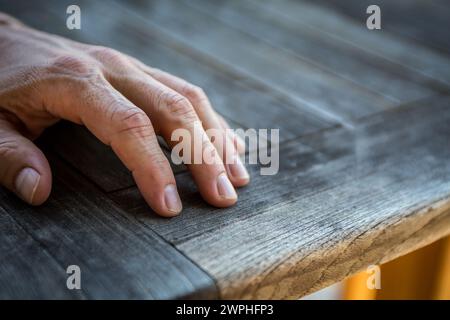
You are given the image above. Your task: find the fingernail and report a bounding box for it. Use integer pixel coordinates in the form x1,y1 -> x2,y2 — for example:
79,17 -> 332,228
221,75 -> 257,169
15,167 -> 40,204
217,173 -> 237,199
227,156 -> 249,180
164,184 -> 182,215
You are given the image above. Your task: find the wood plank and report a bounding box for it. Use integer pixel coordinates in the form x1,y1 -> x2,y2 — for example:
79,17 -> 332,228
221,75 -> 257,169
184,0 -> 437,101
0,153 -> 217,299
111,95 -> 450,298
254,0 -> 450,89
0,206 -> 84,299
307,0 -> 450,56
114,0 -> 400,125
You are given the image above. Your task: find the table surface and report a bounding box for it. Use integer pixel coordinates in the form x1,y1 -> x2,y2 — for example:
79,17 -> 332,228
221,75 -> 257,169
1,0 -> 450,299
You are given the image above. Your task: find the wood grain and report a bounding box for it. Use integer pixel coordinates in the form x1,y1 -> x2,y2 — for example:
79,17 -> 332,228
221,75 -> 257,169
306,0 -> 450,56
115,0 -> 402,125
0,154 -> 217,299
255,0 -> 450,90
112,95 -> 450,298
0,206 -> 84,299
184,0 -> 437,102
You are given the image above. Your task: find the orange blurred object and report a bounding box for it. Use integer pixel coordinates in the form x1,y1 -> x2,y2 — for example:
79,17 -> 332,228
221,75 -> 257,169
344,236 -> 450,300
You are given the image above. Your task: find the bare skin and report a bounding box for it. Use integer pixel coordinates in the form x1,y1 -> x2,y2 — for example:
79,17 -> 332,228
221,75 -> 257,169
0,13 -> 249,217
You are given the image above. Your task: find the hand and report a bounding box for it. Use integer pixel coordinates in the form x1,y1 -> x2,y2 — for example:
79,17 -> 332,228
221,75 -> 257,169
0,13 -> 248,217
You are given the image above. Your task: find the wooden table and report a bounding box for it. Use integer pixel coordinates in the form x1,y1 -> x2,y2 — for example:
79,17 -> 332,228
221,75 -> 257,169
1,0 -> 450,299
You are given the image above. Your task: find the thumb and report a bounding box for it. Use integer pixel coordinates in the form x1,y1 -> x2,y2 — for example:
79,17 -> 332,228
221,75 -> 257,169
0,121 -> 52,205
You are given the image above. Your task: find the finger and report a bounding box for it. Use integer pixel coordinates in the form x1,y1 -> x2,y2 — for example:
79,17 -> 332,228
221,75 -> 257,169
142,68 -> 249,187
216,113 -> 246,155
131,58 -> 246,154
0,115 -> 51,205
105,69 -> 239,207
132,55 -> 246,155
124,55 -> 243,156
42,65 -> 181,217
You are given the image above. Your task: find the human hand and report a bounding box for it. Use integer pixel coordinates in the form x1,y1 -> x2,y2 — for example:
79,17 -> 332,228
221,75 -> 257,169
0,13 -> 248,217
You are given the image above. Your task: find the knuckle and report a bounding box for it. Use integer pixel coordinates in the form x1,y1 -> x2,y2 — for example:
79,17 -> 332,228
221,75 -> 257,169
48,55 -> 96,77
182,85 -> 207,103
90,46 -> 128,65
160,92 -> 197,122
113,108 -> 154,139
181,85 -> 211,116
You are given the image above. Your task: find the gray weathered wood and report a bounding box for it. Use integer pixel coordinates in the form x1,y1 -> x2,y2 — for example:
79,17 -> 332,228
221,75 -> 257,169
0,154 -> 217,299
307,0 -> 450,56
111,95 -> 450,298
115,0 -> 402,125
0,206 -> 84,299
255,0 -> 450,89
184,0 -> 437,101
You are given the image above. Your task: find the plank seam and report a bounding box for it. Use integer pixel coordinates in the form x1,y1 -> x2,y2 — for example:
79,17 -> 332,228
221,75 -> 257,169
49,152 -> 220,299
250,0 -> 450,89
182,0 -> 406,104
112,0 -> 351,128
